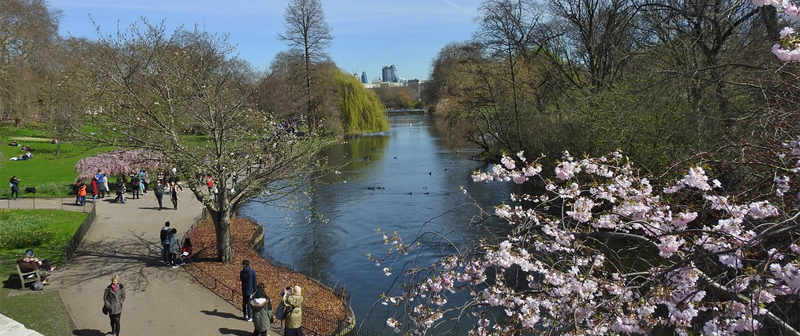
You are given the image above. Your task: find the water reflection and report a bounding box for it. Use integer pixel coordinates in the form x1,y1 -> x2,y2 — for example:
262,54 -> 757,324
240,115 -> 519,333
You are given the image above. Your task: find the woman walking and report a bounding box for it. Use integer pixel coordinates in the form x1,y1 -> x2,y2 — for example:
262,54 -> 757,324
9,176 -> 20,200
250,284 -> 273,336
103,275 -> 126,336
283,285 -> 304,336
154,181 -> 165,211
169,181 -> 183,210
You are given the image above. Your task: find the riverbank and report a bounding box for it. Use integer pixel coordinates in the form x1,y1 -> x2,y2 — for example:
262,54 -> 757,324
186,217 -> 350,334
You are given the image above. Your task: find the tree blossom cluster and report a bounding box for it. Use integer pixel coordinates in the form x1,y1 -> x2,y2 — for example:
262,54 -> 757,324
751,0 -> 800,61
377,146 -> 800,336
75,149 -> 164,179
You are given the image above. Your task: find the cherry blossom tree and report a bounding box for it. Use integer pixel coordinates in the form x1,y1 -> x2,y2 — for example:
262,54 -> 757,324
83,20 -> 326,262
373,1 -> 800,335
75,149 -> 163,180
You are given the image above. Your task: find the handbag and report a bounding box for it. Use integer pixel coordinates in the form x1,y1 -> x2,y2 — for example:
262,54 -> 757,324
102,306 -> 109,315
274,301 -> 285,321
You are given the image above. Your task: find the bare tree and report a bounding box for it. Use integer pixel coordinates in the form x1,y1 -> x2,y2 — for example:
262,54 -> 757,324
0,0 -> 61,126
88,21 -> 326,262
278,0 -> 333,130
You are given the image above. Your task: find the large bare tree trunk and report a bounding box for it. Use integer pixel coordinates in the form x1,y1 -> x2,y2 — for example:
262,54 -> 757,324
212,208 -> 234,263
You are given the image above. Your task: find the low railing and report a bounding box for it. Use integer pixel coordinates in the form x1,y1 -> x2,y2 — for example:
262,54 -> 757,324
65,203 -> 97,261
182,212 -> 379,336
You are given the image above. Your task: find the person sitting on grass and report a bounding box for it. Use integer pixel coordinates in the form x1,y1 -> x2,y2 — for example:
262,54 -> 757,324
17,249 -> 55,285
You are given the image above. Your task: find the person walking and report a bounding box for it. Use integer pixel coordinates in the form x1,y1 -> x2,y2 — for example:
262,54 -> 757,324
154,181 -> 165,210
137,169 -> 148,195
103,275 -> 126,336
160,222 -> 171,266
240,260 -> 257,321
130,174 -> 140,199
283,285 -> 304,336
9,176 -> 20,200
169,181 -> 183,210
250,284 -> 273,336
91,176 -> 99,203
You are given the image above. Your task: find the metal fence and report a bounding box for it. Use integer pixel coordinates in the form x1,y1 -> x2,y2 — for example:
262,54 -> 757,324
65,203 -> 97,261
182,212 -> 383,336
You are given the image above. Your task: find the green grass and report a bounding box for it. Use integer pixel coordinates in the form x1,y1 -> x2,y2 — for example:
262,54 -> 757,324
0,209 -> 86,336
0,123 -> 113,197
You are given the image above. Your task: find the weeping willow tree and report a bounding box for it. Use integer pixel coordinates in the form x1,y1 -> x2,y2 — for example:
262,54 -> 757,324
335,70 -> 389,134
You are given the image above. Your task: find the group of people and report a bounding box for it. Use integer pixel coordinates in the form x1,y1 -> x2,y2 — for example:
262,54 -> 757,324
241,260 -> 305,336
160,221 -> 192,268
68,168 -> 183,210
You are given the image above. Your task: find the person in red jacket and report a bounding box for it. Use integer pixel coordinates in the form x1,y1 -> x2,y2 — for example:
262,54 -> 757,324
91,176 -> 99,203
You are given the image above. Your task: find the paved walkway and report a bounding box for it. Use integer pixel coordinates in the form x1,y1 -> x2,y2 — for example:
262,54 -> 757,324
8,193 -> 278,336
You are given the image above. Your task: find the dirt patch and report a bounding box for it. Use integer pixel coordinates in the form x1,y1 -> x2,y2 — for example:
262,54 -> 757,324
185,218 -> 348,333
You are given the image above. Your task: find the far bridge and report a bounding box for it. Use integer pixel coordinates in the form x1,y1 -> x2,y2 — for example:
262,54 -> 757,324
386,108 -> 427,115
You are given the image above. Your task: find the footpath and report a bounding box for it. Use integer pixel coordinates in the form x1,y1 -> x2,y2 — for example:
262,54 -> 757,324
6,193 -> 278,336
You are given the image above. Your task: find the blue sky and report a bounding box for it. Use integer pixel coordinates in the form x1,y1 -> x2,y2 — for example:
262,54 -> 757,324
49,0 -> 484,80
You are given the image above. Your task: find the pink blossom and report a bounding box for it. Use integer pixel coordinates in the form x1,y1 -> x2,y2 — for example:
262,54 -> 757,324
780,26 -> 797,38
772,43 -> 800,62
785,4 -> 800,22
658,235 -> 684,258
555,161 -> 580,180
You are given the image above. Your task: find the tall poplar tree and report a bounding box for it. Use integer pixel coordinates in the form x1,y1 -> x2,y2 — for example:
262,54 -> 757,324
278,0 -> 332,130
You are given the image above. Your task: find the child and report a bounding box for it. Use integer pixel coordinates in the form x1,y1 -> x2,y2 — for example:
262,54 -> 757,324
179,238 -> 192,265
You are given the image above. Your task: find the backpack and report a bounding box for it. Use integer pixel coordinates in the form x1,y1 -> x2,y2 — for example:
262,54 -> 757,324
31,281 -> 44,291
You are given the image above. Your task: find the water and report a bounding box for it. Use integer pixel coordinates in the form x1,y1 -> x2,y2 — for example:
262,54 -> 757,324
239,115 -> 517,333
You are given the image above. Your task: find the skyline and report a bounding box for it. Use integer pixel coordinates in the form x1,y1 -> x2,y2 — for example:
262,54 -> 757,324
48,0 -> 486,80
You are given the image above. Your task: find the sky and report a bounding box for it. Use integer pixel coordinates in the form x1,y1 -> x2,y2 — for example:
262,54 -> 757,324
48,0 -> 485,81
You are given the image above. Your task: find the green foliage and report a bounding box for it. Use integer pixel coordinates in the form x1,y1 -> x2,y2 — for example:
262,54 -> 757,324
0,124 -> 113,197
335,70 -> 390,134
0,208 -> 84,336
0,209 -> 85,252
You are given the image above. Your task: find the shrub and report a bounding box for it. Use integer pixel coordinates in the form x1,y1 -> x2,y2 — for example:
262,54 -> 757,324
35,182 -> 73,196
0,214 -> 54,249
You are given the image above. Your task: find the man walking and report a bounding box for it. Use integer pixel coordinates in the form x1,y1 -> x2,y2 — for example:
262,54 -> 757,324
160,222 -> 171,265
240,260 -> 257,321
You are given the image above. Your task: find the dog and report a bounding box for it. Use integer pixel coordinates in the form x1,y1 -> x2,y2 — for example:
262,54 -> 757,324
24,187 -> 36,194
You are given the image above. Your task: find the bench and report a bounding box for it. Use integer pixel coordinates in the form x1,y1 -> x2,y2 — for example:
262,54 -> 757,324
16,263 -> 41,290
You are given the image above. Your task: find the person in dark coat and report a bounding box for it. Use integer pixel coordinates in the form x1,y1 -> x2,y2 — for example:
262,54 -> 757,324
250,283 -> 273,336
103,275 -> 126,336
154,181 -> 165,210
160,222 -> 171,265
240,260 -> 257,321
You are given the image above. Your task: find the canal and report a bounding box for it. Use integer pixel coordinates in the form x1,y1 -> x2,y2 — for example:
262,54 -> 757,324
239,115 -> 519,333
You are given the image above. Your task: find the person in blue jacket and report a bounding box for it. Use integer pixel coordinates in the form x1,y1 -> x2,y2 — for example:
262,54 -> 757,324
240,259 -> 257,321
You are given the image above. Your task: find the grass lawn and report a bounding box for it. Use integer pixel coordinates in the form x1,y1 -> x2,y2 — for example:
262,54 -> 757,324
0,123 -> 113,197
0,209 -> 87,336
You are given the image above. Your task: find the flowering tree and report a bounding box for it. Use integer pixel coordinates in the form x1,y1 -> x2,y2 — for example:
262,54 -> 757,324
75,149 -> 163,180
374,2 -> 800,335
83,21 -> 326,262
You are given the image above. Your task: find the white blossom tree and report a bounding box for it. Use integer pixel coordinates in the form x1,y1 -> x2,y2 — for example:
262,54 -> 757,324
373,1 -> 800,335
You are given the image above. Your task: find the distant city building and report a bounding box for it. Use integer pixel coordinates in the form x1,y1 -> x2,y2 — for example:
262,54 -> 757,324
361,71 -> 368,84
382,65 -> 398,83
